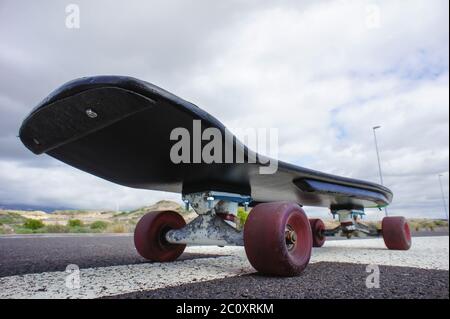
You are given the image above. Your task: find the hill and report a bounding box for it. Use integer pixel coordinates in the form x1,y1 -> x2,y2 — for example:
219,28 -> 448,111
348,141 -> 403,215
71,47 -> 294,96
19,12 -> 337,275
0,201 -> 447,235
0,200 -> 192,234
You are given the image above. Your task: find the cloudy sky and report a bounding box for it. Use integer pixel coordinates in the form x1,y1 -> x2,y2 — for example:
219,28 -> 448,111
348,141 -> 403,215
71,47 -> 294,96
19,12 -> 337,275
0,0 -> 448,218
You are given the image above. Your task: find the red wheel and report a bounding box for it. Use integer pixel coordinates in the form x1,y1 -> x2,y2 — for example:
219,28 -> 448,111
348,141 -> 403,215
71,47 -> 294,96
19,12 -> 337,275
243,202 -> 312,276
134,211 -> 186,262
382,216 -> 411,250
309,218 -> 326,247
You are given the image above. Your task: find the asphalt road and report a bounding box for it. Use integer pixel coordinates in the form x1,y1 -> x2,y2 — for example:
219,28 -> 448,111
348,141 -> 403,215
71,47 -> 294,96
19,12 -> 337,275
0,234 -> 448,299
0,234 -> 218,277
110,262 -> 449,299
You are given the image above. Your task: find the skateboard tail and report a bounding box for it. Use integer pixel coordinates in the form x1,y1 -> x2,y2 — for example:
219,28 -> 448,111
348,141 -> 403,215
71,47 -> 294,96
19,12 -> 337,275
19,86 -> 156,155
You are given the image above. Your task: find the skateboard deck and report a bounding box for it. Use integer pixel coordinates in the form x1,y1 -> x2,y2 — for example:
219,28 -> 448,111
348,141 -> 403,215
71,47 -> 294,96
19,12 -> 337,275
19,76 -> 392,210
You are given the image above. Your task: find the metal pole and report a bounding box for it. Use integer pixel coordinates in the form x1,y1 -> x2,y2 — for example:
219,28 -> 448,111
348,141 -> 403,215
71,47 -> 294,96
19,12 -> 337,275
372,126 -> 388,216
438,174 -> 449,224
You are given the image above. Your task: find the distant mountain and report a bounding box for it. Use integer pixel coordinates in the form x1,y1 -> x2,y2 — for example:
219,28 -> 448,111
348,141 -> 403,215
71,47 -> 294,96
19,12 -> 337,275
0,203 -> 73,213
0,200 -> 186,215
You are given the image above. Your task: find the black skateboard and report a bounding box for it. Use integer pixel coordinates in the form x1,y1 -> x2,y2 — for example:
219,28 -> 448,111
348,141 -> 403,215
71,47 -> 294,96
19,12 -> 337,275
19,76 -> 411,276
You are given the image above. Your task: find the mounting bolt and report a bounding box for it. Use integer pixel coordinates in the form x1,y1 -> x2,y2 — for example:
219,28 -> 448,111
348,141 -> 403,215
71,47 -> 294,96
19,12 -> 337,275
206,196 -> 214,209
85,108 -> 98,118
290,231 -> 297,243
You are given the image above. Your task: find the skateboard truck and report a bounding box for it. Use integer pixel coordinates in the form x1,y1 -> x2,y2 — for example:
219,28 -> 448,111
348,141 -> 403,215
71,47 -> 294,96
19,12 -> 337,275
322,208 -> 380,238
165,191 -> 251,246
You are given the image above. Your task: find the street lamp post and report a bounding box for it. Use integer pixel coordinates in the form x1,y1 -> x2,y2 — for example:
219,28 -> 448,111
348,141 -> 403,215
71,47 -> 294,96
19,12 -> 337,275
438,174 -> 449,224
372,126 -> 388,216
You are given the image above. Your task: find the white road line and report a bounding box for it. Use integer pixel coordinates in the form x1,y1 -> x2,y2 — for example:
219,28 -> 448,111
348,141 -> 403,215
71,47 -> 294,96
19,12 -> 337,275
0,247 -> 253,299
0,237 -> 448,299
317,236 -> 449,270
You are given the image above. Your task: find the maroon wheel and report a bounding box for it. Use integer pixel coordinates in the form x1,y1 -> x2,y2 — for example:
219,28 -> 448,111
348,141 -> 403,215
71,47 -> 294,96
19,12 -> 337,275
134,211 -> 186,262
243,202 -> 312,276
382,216 -> 411,250
309,218 -> 326,247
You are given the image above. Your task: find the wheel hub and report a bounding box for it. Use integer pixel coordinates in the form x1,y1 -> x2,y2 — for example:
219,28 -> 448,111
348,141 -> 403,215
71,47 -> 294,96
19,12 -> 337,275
285,225 -> 297,250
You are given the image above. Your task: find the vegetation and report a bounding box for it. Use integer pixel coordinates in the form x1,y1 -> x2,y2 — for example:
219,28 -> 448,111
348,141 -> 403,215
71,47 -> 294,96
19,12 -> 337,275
434,220 -> 448,227
90,220 -> 108,230
237,207 -> 249,229
400,219 -> 448,232
14,227 -> 36,234
109,223 -> 127,233
348,218 -> 448,232
44,224 -> 69,233
67,226 -> 91,233
23,219 -> 45,230
1,204 -> 446,235
0,211 -> 26,225
67,219 -> 83,227
52,210 -> 91,216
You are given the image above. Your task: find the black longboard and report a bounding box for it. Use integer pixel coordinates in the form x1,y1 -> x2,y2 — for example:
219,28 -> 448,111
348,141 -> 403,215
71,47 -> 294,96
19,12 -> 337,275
19,76 -> 392,210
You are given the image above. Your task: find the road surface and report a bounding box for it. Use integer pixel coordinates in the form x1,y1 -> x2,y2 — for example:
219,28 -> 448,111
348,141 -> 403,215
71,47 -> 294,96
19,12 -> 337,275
0,234 -> 448,299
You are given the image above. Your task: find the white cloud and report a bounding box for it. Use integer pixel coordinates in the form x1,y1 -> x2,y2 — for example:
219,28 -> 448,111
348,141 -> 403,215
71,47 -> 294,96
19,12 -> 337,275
0,160 -> 180,210
0,0 -> 448,218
